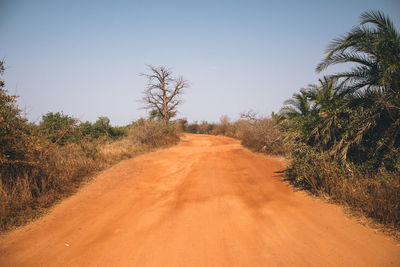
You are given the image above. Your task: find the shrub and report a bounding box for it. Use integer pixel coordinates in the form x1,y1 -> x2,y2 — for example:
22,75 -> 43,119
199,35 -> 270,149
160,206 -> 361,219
239,118 -> 285,155
204,114 -> 285,155
212,115 -> 232,136
0,63 -> 180,230
77,117 -> 127,140
129,119 -> 180,148
39,112 -> 77,145
0,62 -> 42,184
1,119 -> 180,231
285,142 -> 400,228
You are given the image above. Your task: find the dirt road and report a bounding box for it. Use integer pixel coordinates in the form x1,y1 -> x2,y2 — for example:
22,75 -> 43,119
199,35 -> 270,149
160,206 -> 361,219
1,134 -> 399,266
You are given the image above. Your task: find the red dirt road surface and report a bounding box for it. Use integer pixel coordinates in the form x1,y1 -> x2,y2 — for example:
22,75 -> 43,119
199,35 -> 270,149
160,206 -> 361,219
1,134 -> 399,266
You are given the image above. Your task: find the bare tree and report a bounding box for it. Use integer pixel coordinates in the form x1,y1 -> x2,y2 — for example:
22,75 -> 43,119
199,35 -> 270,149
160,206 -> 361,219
140,65 -> 188,124
240,109 -> 258,122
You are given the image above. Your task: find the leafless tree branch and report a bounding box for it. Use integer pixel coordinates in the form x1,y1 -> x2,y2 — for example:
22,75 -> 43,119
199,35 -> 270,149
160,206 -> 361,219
140,65 -> 188,123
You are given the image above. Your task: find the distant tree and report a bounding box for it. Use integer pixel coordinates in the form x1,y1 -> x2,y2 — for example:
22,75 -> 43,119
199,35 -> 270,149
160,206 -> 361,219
187,121 -> 200,133
40,112 -> 77,145
198,121 -> 214,134
240,109 -> 258,122
140,65 -> 188,124
176,118 -> 188,132
214,115 -> 231,136
77,117 -> 126,140
77,121 -> 93,137
91,116 -> 112,138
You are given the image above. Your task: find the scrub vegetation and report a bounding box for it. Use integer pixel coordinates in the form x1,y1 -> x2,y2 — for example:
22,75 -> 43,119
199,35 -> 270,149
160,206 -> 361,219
185,10 -> 400,233
182,112 -> 285,156
0,62 -> 180,230
279,10 -> 400,231
1,10 -> 398,236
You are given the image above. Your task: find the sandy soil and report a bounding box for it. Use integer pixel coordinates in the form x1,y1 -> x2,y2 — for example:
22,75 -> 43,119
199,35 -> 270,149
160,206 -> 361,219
1,134 -> 399,266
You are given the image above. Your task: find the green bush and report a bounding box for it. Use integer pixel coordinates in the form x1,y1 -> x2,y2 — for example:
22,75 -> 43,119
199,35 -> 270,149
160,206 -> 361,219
40,112 -> 77,145
0,62 -> 42,182
77,117 -> 127,140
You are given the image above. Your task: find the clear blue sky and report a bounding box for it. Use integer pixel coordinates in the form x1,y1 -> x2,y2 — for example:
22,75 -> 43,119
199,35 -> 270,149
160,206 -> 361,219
1,0 -> 399,125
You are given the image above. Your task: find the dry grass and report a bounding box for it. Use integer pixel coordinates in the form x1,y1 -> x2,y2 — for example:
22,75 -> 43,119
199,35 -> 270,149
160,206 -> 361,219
211,116 -> 285,155
285,143 -> 400,235
129,119 -> 180,148
0,120 -> 181,231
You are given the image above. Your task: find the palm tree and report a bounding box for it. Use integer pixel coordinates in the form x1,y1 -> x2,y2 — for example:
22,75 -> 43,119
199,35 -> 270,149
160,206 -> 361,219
316,10 -> 400,97
280,89 -> 311,119
316,10 -> 400,167
306,77 -> 349,152
281,77 -> 349,154
279,89 -> 315,143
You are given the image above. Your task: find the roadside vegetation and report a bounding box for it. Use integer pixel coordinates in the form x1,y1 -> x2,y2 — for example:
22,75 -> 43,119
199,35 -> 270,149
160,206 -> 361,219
184,10 -> 400,233
1,9 -> 398,236
182,112 -> 285,155
0,62 -> 181,231
279,10 -> 400,231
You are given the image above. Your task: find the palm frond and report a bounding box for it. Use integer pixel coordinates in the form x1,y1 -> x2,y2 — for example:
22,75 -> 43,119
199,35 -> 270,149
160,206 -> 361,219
360,10 -> 400,40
